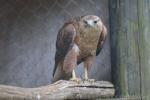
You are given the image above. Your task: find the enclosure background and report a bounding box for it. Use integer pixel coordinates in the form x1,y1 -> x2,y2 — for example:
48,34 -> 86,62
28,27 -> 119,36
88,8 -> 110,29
0,0 -> 110,87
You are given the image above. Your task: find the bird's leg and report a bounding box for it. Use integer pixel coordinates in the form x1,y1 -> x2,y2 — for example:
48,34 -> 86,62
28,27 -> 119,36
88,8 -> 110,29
71,69 -> 76,80
83,56 -> 95,82
84,66 -> 88,80
70,69 -> 81,82
84,67 -> 95,83
83,66 -> 94,82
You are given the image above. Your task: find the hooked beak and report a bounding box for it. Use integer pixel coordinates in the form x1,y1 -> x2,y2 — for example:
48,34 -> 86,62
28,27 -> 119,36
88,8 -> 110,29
84,20 -> 94,27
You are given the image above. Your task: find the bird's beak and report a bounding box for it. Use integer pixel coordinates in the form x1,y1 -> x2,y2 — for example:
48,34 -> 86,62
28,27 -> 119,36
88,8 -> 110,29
87,20 -> 94,27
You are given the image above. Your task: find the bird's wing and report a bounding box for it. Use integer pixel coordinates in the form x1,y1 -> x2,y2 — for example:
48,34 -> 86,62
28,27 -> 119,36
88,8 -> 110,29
96,24 -> 107,56
53,23 -> 77,76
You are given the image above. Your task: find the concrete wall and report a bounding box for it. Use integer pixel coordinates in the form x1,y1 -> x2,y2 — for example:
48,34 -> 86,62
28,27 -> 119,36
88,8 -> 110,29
0,0 -> 111,87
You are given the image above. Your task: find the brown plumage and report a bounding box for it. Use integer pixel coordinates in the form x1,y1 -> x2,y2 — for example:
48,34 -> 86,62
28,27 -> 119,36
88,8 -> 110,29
52,15 -> 107,82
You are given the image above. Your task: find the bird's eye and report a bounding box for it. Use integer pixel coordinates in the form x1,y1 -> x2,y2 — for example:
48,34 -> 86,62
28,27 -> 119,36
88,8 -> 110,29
84,20 -> 88,24
94,21 -> 97,24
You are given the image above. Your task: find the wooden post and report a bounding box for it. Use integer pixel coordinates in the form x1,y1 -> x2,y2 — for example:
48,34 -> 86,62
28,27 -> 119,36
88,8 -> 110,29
109,0 -> 150,99
138,0 -> 150,100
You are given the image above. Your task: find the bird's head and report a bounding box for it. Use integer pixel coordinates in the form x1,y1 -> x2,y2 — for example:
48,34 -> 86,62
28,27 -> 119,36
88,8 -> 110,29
79,15 -> 102,31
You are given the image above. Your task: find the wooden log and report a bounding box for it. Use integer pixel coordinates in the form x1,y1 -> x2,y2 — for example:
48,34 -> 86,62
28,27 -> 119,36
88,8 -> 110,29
0,80 -> 115,100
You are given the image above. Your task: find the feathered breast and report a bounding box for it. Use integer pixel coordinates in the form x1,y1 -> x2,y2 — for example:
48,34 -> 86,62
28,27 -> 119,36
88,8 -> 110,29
76,28 -> 101,58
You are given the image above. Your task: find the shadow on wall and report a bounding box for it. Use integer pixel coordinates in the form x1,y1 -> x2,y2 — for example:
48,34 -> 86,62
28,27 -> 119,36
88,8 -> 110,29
0,0 -> 111,87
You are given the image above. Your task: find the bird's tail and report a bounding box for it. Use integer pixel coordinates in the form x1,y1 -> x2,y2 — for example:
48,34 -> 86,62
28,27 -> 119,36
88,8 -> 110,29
52,61 -> 71,83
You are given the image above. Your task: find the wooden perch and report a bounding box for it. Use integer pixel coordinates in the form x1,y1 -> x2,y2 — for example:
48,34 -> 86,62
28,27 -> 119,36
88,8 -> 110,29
0,80 -> 115,100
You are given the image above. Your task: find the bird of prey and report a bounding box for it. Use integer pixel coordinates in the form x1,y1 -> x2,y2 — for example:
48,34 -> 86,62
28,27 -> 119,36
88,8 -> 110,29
52,15 -> 107,83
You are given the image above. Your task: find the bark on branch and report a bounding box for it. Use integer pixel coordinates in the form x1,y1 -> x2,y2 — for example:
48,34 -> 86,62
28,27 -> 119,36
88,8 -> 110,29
0,80 -> 115,100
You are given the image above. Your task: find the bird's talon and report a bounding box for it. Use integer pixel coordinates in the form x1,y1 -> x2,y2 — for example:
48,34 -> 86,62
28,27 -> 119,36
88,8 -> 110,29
83,79 -> 95,83
70,78 -> 81,83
